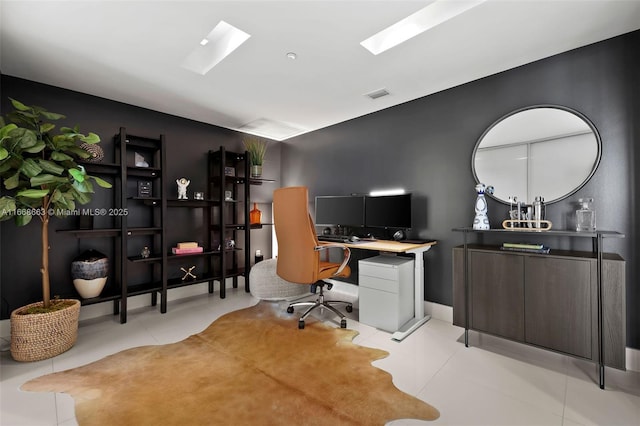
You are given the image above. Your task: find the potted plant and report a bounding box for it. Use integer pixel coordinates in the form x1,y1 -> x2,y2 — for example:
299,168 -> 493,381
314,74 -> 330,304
0,98 -> 112,361
242,135 -> 268,178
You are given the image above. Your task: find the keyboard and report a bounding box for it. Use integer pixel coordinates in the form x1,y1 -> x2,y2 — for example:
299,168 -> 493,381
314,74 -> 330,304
318,235 -> 352,243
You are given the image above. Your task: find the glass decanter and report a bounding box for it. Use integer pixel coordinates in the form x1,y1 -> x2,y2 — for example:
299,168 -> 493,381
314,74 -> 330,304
576,197 -> 596,232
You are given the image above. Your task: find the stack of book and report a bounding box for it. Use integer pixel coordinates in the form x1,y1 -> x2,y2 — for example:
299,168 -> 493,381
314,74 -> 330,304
500,242 -> 550,254
171,241 -> 204,255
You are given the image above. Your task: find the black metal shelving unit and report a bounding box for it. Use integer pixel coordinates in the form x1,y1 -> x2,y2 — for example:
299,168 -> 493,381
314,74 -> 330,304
118,128 -> 166,322
207,147 -> 275,298
57,139 -> 277,323
208,146 -> 252,298
56,128 -> 166,322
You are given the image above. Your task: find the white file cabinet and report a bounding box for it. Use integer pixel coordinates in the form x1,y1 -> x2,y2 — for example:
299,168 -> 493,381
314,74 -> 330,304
359,255 -> 414,332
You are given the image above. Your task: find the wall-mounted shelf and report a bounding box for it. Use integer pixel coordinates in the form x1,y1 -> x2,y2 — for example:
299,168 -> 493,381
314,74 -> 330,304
166,198 -> 219,207
57,228 -> 121,238
128,254 -> 163,263
78,162 -> 120,175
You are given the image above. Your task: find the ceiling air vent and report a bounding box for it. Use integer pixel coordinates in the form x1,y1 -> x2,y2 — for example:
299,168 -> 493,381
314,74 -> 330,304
365,88 -> 390,100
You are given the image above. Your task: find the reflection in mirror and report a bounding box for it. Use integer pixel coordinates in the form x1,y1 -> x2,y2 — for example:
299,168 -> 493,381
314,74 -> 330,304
472,105 -> 601,205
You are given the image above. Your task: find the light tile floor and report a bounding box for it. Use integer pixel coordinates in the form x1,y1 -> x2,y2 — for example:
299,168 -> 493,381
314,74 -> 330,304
1,289 -> 639,426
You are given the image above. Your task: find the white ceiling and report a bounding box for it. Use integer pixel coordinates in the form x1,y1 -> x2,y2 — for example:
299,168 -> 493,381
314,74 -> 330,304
2,0 -> 639,141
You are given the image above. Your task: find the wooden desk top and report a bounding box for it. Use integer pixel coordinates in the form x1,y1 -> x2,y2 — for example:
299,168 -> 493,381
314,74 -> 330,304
343,239 -> 437,253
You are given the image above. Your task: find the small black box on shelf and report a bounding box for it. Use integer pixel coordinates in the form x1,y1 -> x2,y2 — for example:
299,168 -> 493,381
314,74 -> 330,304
78,214 -> 94,230
137,181 -> 152,197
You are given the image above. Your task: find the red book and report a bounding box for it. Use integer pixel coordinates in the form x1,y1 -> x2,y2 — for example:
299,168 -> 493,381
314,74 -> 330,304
172,246 -> 204,255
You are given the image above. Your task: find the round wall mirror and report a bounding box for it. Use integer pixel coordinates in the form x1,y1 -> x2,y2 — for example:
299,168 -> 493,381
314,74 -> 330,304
472,105 -> 601,205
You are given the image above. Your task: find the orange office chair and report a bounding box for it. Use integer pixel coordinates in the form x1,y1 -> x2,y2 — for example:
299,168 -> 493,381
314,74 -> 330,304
273,186 -> 353,329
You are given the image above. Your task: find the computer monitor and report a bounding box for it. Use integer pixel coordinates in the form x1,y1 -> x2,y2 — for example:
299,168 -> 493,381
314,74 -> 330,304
314,195 -> 365,227
365,193 -> 412,229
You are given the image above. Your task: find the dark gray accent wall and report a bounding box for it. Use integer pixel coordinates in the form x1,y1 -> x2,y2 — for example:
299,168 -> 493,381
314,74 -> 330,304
1,31 -> 637,350
0,76 -> 280,318
280,30 -> 640,349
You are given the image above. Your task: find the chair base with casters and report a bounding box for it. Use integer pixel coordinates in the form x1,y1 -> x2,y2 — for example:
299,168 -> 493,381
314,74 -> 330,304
287,281 -> 353,329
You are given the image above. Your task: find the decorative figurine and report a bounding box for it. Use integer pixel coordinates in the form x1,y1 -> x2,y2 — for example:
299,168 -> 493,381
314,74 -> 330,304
141,246 -> 151,258
181,266 -> 196,281
176,177 -> 190,199
473,183 -> 494,230
225,238 -> 235,249
134,152 -> 149,168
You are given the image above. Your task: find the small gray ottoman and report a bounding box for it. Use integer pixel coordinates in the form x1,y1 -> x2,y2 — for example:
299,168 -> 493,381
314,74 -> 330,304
249,258 -> 309,301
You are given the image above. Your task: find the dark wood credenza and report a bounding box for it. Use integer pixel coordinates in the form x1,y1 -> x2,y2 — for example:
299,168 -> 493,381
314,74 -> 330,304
452,228 -> 625,389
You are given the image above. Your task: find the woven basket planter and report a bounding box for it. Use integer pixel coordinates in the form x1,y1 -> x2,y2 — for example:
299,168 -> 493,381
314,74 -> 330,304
10,299 -> 81,362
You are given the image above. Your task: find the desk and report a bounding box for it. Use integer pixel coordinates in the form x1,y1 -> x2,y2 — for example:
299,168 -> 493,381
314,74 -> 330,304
340,240 -> 437,341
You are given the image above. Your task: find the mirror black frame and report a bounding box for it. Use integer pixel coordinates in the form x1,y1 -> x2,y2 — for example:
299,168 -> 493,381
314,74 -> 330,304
472,104 -> 602,205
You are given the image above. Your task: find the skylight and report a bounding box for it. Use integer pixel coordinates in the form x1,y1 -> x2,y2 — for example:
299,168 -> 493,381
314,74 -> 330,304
360,0 -> 486,55
182,21 -> 250,75
238,118 -> 306,141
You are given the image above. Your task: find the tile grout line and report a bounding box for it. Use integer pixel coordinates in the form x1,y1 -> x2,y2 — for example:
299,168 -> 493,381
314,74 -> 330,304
414,341 -> 464,398
560,373 -> 568,425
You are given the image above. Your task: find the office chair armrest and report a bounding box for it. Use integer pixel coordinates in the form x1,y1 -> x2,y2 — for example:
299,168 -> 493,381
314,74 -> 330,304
315,243 -> 351,275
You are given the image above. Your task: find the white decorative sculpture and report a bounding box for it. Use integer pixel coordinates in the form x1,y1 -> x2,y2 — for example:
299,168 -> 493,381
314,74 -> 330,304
473,183 -> 494,230
134,152 -> 149,168
176,177 -> 190,199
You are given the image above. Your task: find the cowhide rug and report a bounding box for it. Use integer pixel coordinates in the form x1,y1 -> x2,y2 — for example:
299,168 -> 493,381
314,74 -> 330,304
22,301 -> 439,425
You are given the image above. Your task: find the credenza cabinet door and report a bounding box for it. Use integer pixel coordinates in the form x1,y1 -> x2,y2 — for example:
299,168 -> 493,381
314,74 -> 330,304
470,251 -> 525,341
524,256 -> 592,358
452,245 -> 625,369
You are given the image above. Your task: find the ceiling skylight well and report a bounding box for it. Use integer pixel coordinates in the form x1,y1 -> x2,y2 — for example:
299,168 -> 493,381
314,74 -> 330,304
361,0 -> 486,55
238,118 -> 306,141
182,21 -> 250,75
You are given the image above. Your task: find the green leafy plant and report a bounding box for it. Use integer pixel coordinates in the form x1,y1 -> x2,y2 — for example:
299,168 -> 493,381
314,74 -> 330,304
0,98 -> 112,310
242,135 -> 268,166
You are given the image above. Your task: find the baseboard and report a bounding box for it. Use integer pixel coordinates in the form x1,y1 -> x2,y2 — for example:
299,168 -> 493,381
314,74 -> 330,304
418,301 -> 640,373
2,291 -> 639,373
0,278 -> 241,348
627,346 -> 640,372
424,300 -> 453,323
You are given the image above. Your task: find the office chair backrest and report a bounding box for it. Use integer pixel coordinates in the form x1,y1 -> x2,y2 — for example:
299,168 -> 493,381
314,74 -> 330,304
273,186 -> 320,284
